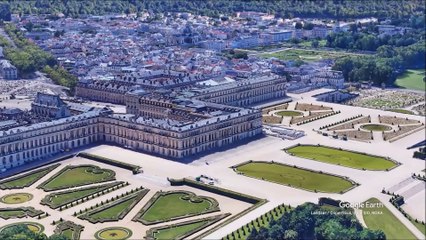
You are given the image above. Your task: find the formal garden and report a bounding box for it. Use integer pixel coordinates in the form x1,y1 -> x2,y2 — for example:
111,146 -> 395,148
41,181 -> 127,209
234,161 -> 356,193
361,198 -> 417,240
53,221 -> 84,240
37,164 -> 116,191
0,192 -> 33,204
95,227 -> 132,240
133,190 -> 220,225
285,144 -> 398,171
0,164 -> 60,189
146,214 -> 229,240
77,187 -> 148,223
0,207 -> 44,220
0,222 -> 44,234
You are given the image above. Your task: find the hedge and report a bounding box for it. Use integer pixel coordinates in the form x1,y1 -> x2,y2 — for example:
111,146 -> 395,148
168,178 -> 263,204
77,152 -> 142,174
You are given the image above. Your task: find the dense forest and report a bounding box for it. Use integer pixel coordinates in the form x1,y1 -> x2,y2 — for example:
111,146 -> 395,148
247,203 -> 385,240
0,0 -> 425,21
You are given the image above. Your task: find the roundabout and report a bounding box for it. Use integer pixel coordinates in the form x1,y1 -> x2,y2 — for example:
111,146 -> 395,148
95,227 -> 133,240
0,222 -> 44,234
0,193 -> 33,204
360,124 -> 392,132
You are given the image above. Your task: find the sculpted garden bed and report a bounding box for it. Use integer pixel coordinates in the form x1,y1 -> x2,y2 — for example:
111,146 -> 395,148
37,164 -> 116,191
233,161 -> 357,193
285,144 -> 398,171
41,181 -> 127,209
133,190 -> 220,225
78,187 -> 148,224
146,214 -> 229,240
0,207 -> 44,220
0,164 -> 60,190
54,221 -> 84,240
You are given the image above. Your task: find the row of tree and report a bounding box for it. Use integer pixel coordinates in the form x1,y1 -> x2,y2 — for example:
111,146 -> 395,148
0,23 -> 78,92
247,203 -> 385,240
0,0 -> 424,21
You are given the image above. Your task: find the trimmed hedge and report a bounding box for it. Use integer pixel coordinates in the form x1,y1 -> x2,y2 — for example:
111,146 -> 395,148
77,152 -> 142,174
223,203 -> 292,240
133,190 -> 220,225
168,178 -> 263,204
40,181 -> 127,209
146,213 -> 230,240
78,187 -> 148,224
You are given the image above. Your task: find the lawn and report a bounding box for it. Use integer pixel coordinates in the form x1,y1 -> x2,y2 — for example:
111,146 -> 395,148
61,229 -> 74,239
0,164 -> 59,189
361,198 -> 417,240
153,221 -> 207,240
387,109 -> 415,115
96,227 -> 132,240
42,182 -> 123,208
275,110 -> 303,117
1,193 -> 33,204
39,165 -> 115,191
80,190 -> 147,223
395,69 -> 425,91
236,162 -> 354,193
140,192 -> 217,223
0,210 -> 26,219
261,49 -> 355,62
90,198 -> 135,220
286,145 -> 396,170
360,124 -> 392,131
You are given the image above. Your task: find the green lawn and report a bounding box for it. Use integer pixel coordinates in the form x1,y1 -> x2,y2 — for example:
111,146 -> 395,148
61,229 -> 74,239
43,182 -> 121,208
153,221 -> 207,240
89,197 -> 135,220
0,210 -> 26,219
140,192 -> 215,223
0,165 -> 59,189
361,124 -> 392,131
286,145 -> 396,170
236,162 -> 354,193
387,109 -> 415,115
40,165 -> 115,191
361,198 -> 417,240
409,218 -> 426,236
395,69 -> 426,91
275,111 -> 303,117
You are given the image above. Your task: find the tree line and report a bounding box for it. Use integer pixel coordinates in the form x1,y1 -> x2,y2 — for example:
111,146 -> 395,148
332,40 -> 425,85
0,0 -> 424,21
247,203 -> 385,240
0,23 -> 78,92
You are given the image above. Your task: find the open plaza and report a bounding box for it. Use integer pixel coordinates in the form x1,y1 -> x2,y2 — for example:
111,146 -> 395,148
0,89 -> 425,240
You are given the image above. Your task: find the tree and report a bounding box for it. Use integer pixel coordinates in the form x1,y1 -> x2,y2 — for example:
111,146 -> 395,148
295,21 -> 303,29
311,39 -> 319,48
0,224 -> 68,240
